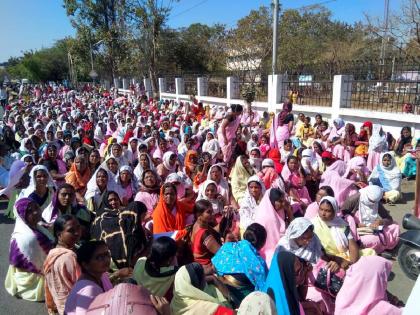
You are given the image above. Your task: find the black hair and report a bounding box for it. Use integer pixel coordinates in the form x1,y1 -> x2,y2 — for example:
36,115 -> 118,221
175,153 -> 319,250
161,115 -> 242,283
319,185 -> 335,197
287,155 -> 298,163
269,188 -> 285,206
319,199 -> 335,212
185,262 -> 205,290
147,236 -> 177,270
284,139 -> 293,146
162,182 -> 177,195
230,104 -> 243,113
193,199 -> 212,220
315,114 -> 322,119
76,240 -> 107,269
53,214 -> 78,239
244,223 -> 267,250
96,168 -> 109,178
127,201 -> 148,217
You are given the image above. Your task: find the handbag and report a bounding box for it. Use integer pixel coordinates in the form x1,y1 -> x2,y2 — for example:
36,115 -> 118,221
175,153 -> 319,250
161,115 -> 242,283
314,267 -> 344,297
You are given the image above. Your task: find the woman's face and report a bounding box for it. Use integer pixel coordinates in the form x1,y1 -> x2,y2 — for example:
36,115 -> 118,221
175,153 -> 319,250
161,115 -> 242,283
200,206 -> 217,227
35,170 -> 48,187
241,157 -> 251,170
294,228 -> 314,247
315,189 -> 328,203
58,218 -> 81,248
402,128 -> 411,138
313,143 -> 321,154
288,158 -> 298,171
58,187 -> 75,208
319,202 -> 335,221
25,141 -> 33,151
159,140 -> 167,151
89,151 -> 100,165
130,139 -> 138,151
107,158 -> 118,173
261,137 -> 267,144
250,150 -> 260,159
315,116 -> 322,124
204,183 -> 218,200
112,145 -> 122,157
169,154 -> 177,166
25,202 -> 42,227
107,193 -> 121,209
206,133 -> 214,141
120,170 -> 131,184
382,155 -> 392,167
273,195 -> 287,212
47,146 -> 57,159
210,167 -> 222,182
96,170 -> 108,189
64,136 -> 71,146
139,154 -> 150,168
163,186 -> 176,207
284,142 -> 292,151
143,171 -> 156,187
47,131 -> 54,141
83,244 -> 111,275
75,157 -> 87,172
249,181 -> 262,200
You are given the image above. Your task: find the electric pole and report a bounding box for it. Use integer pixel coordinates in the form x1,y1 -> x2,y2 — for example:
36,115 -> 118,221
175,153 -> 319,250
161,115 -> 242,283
272,0 -> 280,75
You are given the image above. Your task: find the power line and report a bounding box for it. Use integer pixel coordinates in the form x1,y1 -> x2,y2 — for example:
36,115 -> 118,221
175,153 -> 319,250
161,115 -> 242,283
170,0 -> 209,19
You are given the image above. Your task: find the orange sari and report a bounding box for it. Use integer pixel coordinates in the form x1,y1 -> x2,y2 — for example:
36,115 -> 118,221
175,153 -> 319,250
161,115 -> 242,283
65,164 -> 91,194
152,187 -> 193,239
184,150 -> 198,178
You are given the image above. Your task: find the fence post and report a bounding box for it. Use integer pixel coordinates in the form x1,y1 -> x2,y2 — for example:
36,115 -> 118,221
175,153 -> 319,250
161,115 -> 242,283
175,78 -> 185,102
197,77 -> 208,100
143,78 -> 152,99
227,76 -> 239,106
122,78 -> 129,90
158,78 -> 166,94
332,75 -> 352,118
113,78 -> 120,89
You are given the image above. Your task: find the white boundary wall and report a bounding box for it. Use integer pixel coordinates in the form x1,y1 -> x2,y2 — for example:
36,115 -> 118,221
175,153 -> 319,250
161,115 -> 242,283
118,74 -> 420,140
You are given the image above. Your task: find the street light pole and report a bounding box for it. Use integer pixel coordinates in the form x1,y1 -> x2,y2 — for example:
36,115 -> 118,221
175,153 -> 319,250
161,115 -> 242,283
272,0 -> 280,75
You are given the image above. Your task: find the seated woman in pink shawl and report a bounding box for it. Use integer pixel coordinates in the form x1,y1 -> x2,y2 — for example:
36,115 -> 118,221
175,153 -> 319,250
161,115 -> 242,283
340,185 -> 399,254
332,123 -> 358,162
255,188 -> 294,267
367,124 -> 388,171
343,156 -> 370,184
335,256 -> 403,314
320,159 -> 358,207
327,118 -> 345,149
217,104 -> 243,165
270,101 -> 294,149
258,159 -> 278,189
305,185 -> 335,220
134,170 -> 161,218
281,155 -> 311,214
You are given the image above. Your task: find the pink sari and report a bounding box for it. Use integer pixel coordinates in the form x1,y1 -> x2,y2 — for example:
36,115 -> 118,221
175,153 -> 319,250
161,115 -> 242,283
254,189 -> 286,267
335,256 -> 402,315
217,115 -> 241,163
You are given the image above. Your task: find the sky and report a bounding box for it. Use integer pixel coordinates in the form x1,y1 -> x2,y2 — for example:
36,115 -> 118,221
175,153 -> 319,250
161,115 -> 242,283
0,0 -> 403,63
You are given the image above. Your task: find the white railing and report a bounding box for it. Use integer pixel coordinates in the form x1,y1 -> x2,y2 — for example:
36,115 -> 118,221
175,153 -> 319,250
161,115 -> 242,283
118,75 -> 420,139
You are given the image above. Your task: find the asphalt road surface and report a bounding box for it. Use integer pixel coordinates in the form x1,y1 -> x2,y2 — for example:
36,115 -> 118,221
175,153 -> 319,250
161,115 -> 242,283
0,180 -> 417,314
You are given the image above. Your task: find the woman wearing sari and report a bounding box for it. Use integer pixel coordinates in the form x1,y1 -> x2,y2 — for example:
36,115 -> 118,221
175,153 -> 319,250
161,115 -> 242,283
135,169 -> 161,218
196,180 -> 226,217
258,159 -> 278,189
212,223 -> 268,304
156,151 -> 177,182
44,215 -> 81,314
332,123 -> 358,162
354,121 -> 372,157
270,101 -> 294,149
133,152 -> 156,182
327,118 -> 345,148
5,198 -> 54,301
133,236 -> 178,299
65,155 -> 91,204
85,168 -> 110,215
255,188 -> 294,267
184,150 -> 198,179
394,126 -> 416,177
238,176 -> 266,232
40,143 -> 67,185
91,191 -> 148,269
113,165 -> 137,206
304,186 -> 335,220
152,183 -> 193,237
335,256 -> 403,315
217,104 -> 243,164
369,152 -> 402,203
231,155 -> 255,204
312,196 -> 375,263
341,185 -> 399,254
367,124 -> 388,171
20,165 -> 56,212
171,263 -> 233,315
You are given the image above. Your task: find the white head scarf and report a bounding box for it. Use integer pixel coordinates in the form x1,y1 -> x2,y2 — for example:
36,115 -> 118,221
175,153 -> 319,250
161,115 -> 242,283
238,175 -> 266,230
162,151 -> 176,171
20,165 -> 56,198
359,185 -> 383,226
369,124 -> 388,153
301,148 -> 319,174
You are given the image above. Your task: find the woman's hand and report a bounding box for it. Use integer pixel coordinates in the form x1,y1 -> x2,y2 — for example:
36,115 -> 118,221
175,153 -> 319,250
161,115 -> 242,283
115,267 -> 133,279
150,295 -> 170,315
326,261 -> 340,273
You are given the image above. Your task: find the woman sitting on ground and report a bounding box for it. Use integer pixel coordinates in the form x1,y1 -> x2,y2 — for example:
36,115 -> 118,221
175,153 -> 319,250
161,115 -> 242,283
238,176 -> 266,233
133,236 -> 178,299
170,263 -> 233,315
212,223 -> 268,306
85,168 -> 111,215
64,241 -> 113,315
5,198 -> 54,301
44,215 -> 81,315
65,155 -> 91,204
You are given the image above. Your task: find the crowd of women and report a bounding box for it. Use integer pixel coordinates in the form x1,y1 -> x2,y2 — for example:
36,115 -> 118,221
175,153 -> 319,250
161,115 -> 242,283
1,83 -> 418,315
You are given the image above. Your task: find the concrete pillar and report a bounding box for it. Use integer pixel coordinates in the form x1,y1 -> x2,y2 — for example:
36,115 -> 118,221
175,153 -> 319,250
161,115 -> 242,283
332,75 -> 353,119
113,78 -> 120,89
144,78 -> 152,98
227,76 -> 239,106
158,78 -> 166,94
175,78 -> 185,101
197,77 -> 208,98
103,80 -> 111,90
122,78 -> 129,90
268,74 -> 287,113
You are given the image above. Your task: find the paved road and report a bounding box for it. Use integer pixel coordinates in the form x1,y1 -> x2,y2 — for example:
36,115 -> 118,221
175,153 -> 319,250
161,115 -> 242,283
0,181 -> 417,314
